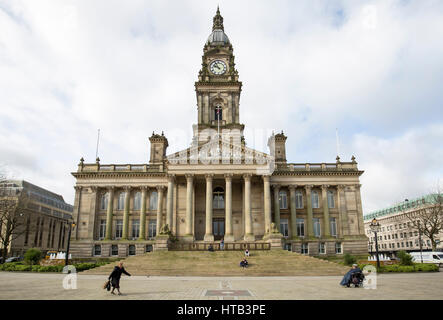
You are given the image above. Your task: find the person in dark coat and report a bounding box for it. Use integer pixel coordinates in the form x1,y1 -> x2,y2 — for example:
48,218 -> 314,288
108,262 -> 131,295
340,264 -> 362,287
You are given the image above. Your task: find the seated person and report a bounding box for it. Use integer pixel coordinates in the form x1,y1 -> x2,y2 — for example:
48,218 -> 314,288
240,258 -> 249,268
340,264 -> 362,287
208,244 -> 214,252
245,249 -> 250,257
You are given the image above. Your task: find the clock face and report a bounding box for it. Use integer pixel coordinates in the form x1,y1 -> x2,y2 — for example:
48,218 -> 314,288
210,60 -> 227,75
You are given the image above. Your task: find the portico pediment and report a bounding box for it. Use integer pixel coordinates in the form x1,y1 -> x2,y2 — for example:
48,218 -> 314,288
166,136 -> 275,175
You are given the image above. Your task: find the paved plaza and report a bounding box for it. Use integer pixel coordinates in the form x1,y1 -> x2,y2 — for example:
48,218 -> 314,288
0,271 -> 442,300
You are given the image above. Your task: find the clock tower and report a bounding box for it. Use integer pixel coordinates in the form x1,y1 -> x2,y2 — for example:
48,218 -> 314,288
193,7 -> 245,146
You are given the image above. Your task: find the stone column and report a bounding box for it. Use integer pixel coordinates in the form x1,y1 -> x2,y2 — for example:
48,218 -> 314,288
273,184 -> 281,232
224,173 -> 234,242
139,186 -> 147,240
204,174 -> 214,241
185,174 -> 194,238
289,185 -> 297,239
243,174 -> 254,241
105,187 -> 114,240
337,185 -> 349,236
166,174 -> 175,232
305,185 -> 314,238
263,175 -> 272,235
354,184 -> 365,235
122,186 -> 131,240
73,186 -> 82,240
156,186 -> 165,235
89,186 -> 98,240
321,185 -> 331,237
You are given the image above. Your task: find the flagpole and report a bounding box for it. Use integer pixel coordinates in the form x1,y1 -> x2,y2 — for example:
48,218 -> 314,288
96,129 -> 100,159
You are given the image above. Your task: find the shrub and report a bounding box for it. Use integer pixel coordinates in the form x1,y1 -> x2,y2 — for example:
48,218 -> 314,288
24,248 -> 42,266
397,250 -> 413,266
344,254 -> 357,266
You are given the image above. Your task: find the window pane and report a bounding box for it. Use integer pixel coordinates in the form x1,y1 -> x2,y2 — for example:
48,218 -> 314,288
296,192 -> 303,209
150,192 -> 158,210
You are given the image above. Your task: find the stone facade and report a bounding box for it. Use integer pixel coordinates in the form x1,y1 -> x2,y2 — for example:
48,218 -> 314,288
364,195 -> 443,256
0,180 -> 73,257
70,8 -> 368,258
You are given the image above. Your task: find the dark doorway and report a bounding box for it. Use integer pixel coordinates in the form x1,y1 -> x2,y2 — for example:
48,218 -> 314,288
213,218 -> 225,240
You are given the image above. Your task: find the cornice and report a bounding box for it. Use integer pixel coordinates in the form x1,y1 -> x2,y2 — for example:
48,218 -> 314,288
271,170 -> 364,177
72,172 -> 166,179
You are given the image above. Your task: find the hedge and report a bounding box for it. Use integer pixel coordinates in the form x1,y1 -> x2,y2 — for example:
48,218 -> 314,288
358,263 -> 439,273
0,261 -> 112,273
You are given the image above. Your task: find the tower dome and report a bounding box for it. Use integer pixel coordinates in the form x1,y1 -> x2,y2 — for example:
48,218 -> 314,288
206,6 -> 230,45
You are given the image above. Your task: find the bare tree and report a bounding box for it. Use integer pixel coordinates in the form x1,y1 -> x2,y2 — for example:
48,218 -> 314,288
404,191 -> 443,251
0,173 -> 30,262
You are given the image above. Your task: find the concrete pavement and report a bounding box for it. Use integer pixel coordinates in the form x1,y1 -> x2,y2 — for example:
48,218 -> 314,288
0,271 -> 442,300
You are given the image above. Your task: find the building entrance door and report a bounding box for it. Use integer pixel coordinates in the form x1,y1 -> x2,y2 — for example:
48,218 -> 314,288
213,218 -> 225,240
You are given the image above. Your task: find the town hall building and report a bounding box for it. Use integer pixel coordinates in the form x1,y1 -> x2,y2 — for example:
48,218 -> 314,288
70,8 -> 367,258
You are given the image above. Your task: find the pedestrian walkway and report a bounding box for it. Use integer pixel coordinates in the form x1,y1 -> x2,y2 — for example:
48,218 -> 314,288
0,271 -> 442,300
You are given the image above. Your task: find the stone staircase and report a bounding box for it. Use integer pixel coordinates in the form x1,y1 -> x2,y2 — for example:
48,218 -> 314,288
82,250 -> 350,276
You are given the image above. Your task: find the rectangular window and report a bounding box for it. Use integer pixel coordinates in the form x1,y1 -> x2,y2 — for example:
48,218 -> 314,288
280,218 -> 289,237
94,245 -> 101,256
132,220 -> 140,239
115,220 -> 123,239
301,243 -> 308,254
128,245 -> 136,256
295,192 -> 303,209
327,191 -> 335,208
149,192 -> 158,210
311,191 -> 319,209
99,220 -> 106,239
279,191 -> 288,209
335,242 -> 342,254
313,218 -> 321,238
296,218 -> 305,237
319,242 -> 326,254
111,245 -> 118,256
148,220 -> 157,239
38,218 -> 44,247
330,217 -> 337,237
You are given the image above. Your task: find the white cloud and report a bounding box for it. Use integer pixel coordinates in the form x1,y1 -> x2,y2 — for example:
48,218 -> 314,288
0,0 -> 442,212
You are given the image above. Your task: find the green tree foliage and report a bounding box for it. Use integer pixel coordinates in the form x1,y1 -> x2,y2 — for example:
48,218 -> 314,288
24,248 -> 42,266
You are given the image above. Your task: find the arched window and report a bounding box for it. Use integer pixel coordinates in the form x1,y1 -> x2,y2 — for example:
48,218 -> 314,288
311,190 -> 319,208
295,191 -> 303,209
117,192 -> 125,210
214,105 -> 222,121
100,193 -> 109,210
279,191 -> 288,209
213,187 -> 224,209
133,192 -> 141,210
149,191 -> 158,210
327,190 -> 335,208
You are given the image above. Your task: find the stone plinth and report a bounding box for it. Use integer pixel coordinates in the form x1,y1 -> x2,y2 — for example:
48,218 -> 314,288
263,233 -> 284,250
154,236 -> 170,251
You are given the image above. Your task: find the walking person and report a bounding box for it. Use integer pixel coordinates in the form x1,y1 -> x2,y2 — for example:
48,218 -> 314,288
108,262 -> 131,295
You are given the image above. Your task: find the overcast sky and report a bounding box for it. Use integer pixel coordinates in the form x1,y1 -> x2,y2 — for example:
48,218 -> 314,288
0,0 -> 442,214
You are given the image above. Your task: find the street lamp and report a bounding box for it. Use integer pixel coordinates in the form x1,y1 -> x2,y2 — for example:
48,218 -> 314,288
65,222 -> 76,266
370,218 -> 381,269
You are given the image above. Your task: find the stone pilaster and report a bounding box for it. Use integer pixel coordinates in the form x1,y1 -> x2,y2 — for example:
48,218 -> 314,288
305,185 -> 314,238
337,185 -> 349,236
105,187 -> 114,240
289,185 -> 297,239
121,186 -> 131,240
204,174 -> 214,241
184,174 -> 194,240
166,174 -> 175,232
321,184 -> 331,237
224,173 -> 234,242
273,184 -> 281,232
89,186 -> 98,240
243,174 -> 254,241
73,186 -> 82,240
139,186 -> 147,240
156,186 -> 165,235
263,175 -> 272,235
